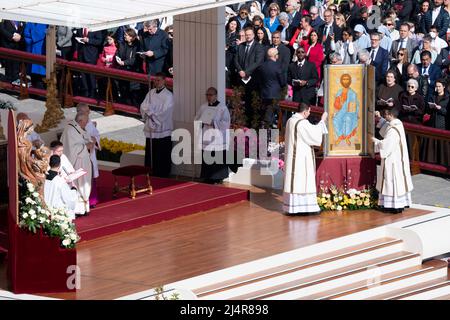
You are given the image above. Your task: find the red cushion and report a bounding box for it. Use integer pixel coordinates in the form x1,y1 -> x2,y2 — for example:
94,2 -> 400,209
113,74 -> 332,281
112,165 -> 150,177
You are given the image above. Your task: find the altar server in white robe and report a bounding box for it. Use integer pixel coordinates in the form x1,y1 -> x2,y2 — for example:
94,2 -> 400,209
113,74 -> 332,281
194,87 -> 231,184
372,108 -> 413,213
283,103 -> 328,215
50,140 -> 75,182
44,155 -> 82,220
76,103 -> 101,206
140,72 -> 174,177
60,113 -> 93,215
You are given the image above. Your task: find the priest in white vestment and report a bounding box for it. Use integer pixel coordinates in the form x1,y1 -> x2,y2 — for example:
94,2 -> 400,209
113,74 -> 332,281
372,108 -> 413,213
60,113 -> 93,215
44,155 -> 82,220
283,103 -> 328,215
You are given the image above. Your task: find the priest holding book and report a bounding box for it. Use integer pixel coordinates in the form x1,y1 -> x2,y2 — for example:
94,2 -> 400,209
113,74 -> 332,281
194,87 -> 231,184
60,113 -> 93,216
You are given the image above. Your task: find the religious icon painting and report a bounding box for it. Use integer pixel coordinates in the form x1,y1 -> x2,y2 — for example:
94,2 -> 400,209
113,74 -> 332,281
323,64 -> 370,157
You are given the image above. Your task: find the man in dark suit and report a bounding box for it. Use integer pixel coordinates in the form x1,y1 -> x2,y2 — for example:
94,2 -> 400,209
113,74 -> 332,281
421,0 -> 450,39
73,27 -> 105,98
367,32 -> 389,84
417,50 -> 441,100
257,48 -> 287,128
318,9 -> 343,57
389,23 -> 416,62
139,20 -> 170,76
288,47 -> 319,106
0,20 -> 25,82
234,27 -> 265,125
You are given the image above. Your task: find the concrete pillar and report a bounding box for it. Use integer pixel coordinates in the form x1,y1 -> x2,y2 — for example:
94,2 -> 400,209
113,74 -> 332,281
173,7 -> 225,177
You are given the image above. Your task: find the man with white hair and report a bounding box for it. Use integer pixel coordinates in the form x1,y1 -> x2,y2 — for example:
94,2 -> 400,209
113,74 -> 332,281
329,52 -> 343,64
358,49 -> 371,65
276,12 -> 295,43
309,6 -> 325,30
60,112 -> 93,215
285,0 -> 302,27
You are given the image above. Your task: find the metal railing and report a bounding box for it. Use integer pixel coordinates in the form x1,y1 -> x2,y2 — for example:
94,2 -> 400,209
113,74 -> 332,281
0,47 -> 448,175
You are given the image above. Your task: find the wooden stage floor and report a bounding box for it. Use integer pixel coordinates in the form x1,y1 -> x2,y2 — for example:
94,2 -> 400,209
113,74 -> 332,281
0,183 -> 433,300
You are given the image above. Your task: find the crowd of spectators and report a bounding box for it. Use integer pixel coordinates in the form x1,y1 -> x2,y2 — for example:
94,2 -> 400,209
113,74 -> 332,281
0,1 -> 449,137
0,19 -> 174,106
225,0 -> 450,135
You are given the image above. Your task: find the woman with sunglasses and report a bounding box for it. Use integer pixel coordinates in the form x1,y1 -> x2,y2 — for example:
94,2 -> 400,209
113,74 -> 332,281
384,17 -> 399,42
331,27 -> 357,64
376,70 -> 404,111
398,78 -> 425,124
263,3 -> 280,34
334,13 -> 347,29
393,48 -> 410,85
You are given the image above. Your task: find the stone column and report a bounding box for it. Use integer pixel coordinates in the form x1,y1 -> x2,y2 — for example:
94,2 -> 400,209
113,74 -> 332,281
172,7 -> 225,177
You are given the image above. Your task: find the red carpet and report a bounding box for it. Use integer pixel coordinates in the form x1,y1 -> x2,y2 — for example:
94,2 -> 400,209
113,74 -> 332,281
76,171 -> 249,241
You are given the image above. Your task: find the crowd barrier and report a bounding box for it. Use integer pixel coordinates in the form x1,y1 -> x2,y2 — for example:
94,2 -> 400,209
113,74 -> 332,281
0,47 -> 448,175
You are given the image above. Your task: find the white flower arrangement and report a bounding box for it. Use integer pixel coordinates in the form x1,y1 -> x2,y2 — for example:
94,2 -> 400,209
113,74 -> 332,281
19,179 -> 79,249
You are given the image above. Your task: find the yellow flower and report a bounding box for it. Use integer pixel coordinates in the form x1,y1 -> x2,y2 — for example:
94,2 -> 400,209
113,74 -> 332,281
364,200 -> 370,206
357,200 -> 363,206
330,205 -> 335,210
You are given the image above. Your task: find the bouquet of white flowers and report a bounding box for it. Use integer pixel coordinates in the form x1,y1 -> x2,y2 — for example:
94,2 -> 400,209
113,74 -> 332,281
19,179 -> 79,249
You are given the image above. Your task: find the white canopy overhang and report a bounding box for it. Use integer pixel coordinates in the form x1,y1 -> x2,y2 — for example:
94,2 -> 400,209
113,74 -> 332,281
0,0 -> 244,31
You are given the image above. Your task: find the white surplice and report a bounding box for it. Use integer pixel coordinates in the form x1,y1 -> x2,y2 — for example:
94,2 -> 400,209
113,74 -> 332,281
283,113 -> 328,213
44,172 -> 83,219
